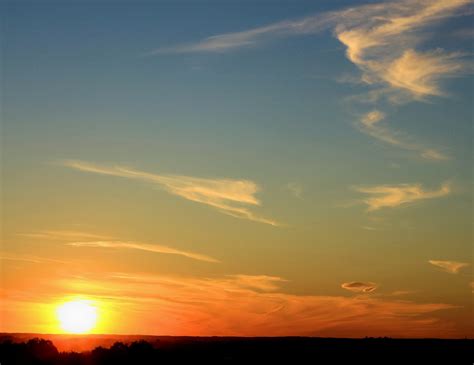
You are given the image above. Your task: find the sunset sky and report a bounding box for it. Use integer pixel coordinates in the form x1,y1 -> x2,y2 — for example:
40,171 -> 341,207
1,0 -> 473,338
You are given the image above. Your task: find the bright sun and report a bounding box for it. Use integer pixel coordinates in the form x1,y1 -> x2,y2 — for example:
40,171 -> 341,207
56,300 -> 98,334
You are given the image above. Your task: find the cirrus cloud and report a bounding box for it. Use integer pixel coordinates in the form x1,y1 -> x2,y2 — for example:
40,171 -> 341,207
428,260 -> 470,274
353,182 -> 451,211
68,240 -> 219,263
341,281 -> 378,293
152,0 -> 471,162
2,271 -> 459,338
152,0 -> 471,101
358,110 -> 449,161
334,0 -> 471,100
62,160 -> 278,226
21,229 -> 219,264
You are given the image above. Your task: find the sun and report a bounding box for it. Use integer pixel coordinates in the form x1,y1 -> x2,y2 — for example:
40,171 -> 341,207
56,299 -> 98,334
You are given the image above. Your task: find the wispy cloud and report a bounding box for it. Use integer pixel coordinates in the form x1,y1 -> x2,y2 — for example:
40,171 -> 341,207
22,229 -> 218,263
62,160 -> 278,226
428,260 -> 470,274
0,252 -> 71,265
68,240 -> 219,263
152,1 -> 471,163
337,0 -> 470,160
358,110 -> 449,160
18,230 -> 112,241
286,182 -> 303,198
3,271 -> 458,337
354,182 -> 451,211
334,0 -> 471,100
341,281 -> 377,293
388,290 -> 415,297
149,12 -> 336,54
153,0 -> 470,100
420,149 -> 450,161
228,274 -> 288,292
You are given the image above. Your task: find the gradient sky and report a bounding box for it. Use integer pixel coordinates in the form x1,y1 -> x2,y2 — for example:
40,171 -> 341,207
1,0 -> 473,338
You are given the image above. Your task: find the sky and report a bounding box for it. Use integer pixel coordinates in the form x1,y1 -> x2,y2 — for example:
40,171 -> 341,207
1,0 -> 473,338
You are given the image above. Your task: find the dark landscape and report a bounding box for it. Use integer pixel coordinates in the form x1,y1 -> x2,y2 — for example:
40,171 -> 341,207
1,334 -> 473,364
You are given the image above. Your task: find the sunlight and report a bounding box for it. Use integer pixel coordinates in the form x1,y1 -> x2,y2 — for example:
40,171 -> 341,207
56,299 -> 98,334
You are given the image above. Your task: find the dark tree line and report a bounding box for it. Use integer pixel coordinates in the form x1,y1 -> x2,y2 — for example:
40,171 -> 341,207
0,339 -> 157,365
1,337 -> 473,364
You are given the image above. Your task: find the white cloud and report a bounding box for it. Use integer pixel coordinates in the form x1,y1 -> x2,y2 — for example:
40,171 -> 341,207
354,182 -> 451,211
150,1 -> 470,164
62,160 -> 278,226
358,110 -> 449,160
338,1 -> 469,160
153,0 -> 470,101
334,0 -> 471,100
428,260 -> 470,274
68,240 -> 219,263
341,281 -> 377,293
380,49 -> 465,99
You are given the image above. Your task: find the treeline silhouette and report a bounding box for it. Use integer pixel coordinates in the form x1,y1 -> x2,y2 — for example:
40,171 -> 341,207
1,337 -> 473,364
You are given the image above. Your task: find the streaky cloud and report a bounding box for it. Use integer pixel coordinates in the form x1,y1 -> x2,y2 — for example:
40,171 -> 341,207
149,12 -> 335,54
68,240 -> 219,263
388,290 -> 415,297
358,110 -> 449,161
334,0 -> 471,100
61,160 -> 278,226
23,228 -> 219,263
354,182 -> 451,211
149,0 -> 470,165
228,274 -> 288,292
420,149 -> 450,161
428,260 -> 470,274
0,252 -> 72,265
338,0 -> 469,162
152,0 -> 471,101
8,271 -> 458,337
18,230 -> 112,241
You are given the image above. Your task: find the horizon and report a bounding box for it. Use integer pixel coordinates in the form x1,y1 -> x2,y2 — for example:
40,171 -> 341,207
2,332 -> 473,354
1,0 -> 473,341
3,332 -> 473,339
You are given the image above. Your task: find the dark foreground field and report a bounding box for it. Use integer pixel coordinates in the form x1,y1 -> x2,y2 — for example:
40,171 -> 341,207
1,334 -> 473,364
